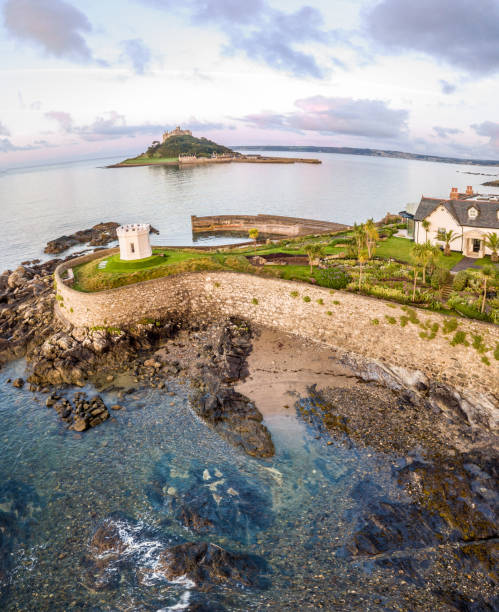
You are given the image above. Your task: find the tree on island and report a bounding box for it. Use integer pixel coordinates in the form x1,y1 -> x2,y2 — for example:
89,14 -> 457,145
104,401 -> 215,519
438,229 -> 461,256
364,219 -> 379,259
249,228 -> 259,253
304,243 -> 325,274
480,265 -> 494,313
422,219 -> 431,241
358,249 -> 368,290
412,241 -> 440,284
484,232 -> 499,262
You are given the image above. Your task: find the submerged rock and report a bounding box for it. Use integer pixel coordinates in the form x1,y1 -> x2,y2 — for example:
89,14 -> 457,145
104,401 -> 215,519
146,456 -> 273,542
196,387 -> 274,458
0,480 -> 41,598
86,516 -> 267,594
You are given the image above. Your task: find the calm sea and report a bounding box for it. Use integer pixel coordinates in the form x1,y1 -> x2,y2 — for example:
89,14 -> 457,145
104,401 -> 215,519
1,150 -> 498,271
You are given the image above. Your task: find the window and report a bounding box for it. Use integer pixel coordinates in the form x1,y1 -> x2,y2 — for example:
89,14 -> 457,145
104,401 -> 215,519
437,227 -> 446,240
130,242 -> 135,253
468,207 -> 478,220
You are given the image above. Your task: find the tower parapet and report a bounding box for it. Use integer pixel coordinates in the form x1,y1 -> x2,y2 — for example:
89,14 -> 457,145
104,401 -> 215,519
117,224 -> 152,261
162,126 -> 192,143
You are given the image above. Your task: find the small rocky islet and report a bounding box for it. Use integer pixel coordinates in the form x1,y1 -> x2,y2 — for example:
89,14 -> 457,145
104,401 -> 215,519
0,241 -> 498,610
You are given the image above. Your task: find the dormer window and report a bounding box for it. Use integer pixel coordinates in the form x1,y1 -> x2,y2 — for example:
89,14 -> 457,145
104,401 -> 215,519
468,207 -> 478,220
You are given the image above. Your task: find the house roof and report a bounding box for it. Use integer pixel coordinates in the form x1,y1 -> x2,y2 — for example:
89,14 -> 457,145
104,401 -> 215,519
414,196 -> 499,229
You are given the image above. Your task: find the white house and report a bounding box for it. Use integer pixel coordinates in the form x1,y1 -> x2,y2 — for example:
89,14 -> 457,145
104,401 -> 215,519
117,224 -> 152,261
402,187 -> 499,258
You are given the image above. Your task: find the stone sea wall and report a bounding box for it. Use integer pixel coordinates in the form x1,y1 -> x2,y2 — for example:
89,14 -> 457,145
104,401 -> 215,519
55,255 -> 499,398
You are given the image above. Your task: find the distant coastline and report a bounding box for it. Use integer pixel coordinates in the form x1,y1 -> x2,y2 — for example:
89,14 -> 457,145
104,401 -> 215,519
234,145 -> 499,167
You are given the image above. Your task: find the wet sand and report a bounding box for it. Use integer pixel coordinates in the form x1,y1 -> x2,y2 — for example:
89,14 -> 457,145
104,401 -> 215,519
236,327 -> 357,418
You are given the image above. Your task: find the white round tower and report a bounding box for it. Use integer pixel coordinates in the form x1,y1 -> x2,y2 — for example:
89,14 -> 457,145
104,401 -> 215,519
116,224 -> 152,261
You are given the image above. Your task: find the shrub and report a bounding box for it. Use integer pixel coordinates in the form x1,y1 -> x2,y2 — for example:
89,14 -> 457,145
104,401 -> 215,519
400,316 -> 409,327
251,298 -> 258,305
329,237 -> 353,247
453,302 -> 491,322
303,296 -> 311,303
371,318 -> 379,325
326,311 -> 332,316
385,315 -> 396,325
442,318 -> 458,334
452,270 -> 469,291
333,300 -> 340,305
317,298 -> 324,305
431,267 -> 452,290
290,291 -> 299,298
494,344 -> 499,360
316,266 -> 352,290
482,356 -> 490,366
401,306 -> 420,325
471,334 -> 487,354
450,331 -> 468,346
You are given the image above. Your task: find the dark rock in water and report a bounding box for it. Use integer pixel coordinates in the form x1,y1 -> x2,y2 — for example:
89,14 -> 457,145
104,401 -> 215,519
340,483 -> 450,559
190,318 -> 274,458
86,516 -> 267,594
155,541 -> 266,589
12,377 -> 24,388
196,387 -> 274,458
146,456 -> 273,542
0,480 -> 41,600
44,222 -> 159,254
433,589 -> 499,612
45,391 -> 110,431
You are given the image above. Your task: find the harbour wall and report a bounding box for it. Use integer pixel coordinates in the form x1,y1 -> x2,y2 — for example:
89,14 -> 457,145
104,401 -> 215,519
191,214 -> 349,238
55,254 -> 499,399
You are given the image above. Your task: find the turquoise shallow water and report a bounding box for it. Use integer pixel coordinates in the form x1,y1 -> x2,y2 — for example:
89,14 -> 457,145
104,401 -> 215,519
0,359 -> 407,611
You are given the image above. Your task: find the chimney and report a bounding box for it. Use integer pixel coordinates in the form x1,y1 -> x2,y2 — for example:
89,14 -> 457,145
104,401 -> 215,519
466,185 -> 473,196
449,187 -> 459,200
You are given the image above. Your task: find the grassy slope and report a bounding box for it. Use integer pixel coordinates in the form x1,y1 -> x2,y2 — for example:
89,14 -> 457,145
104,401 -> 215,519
73,236 -> 472,293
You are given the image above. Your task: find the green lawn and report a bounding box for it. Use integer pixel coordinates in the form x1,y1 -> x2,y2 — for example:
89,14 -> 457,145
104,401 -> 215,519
73,249 -> 207,291
376,237 -> 463,270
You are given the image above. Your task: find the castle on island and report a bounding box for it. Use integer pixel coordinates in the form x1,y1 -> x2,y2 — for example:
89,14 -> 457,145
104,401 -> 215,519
162,126 -> 192,143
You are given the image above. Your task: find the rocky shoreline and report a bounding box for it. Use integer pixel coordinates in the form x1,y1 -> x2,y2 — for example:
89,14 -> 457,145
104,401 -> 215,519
1,252 -> 498,609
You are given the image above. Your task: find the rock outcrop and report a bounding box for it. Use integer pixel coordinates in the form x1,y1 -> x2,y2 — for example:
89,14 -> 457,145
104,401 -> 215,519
44,222 -> 159,254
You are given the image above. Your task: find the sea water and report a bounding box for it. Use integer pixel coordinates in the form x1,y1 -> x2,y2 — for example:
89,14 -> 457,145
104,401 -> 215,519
0,359 -> 409,611
1,151 -> 498,270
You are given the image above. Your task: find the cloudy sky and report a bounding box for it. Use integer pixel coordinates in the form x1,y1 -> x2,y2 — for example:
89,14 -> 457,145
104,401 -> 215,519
1,0 -> 499,167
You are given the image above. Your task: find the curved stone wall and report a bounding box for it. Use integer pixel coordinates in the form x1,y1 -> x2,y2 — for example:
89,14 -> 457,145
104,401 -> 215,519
54,251 -> 499,399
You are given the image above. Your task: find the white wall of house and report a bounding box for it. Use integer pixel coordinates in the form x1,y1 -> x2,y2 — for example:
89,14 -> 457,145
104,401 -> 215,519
415,205 -> 462,250
415,204 -> 499,256
462,226 -> 499,256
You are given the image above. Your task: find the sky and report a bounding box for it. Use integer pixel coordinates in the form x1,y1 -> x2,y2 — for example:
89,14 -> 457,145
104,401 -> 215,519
1,0 -> 499,167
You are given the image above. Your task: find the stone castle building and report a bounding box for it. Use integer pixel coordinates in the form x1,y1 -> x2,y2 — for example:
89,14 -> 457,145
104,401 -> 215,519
162,126 -> 192,143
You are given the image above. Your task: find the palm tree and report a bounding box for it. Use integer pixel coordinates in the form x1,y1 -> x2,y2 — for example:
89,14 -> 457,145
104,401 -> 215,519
249,228 -> 259,254
352,223 -> 366,256
480,265 -> 494,313
412,265 -> 419,301
358,249 -> 368,289
365,219 -> 379,259
484,232 -> 499,262
439,229 -> 461,256
422,219 -> 430,241
304,244 -> 325,274
412,241 -> 439,284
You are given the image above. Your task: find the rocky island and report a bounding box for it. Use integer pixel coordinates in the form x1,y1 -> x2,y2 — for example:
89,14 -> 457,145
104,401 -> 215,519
108,127 -> 321,167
